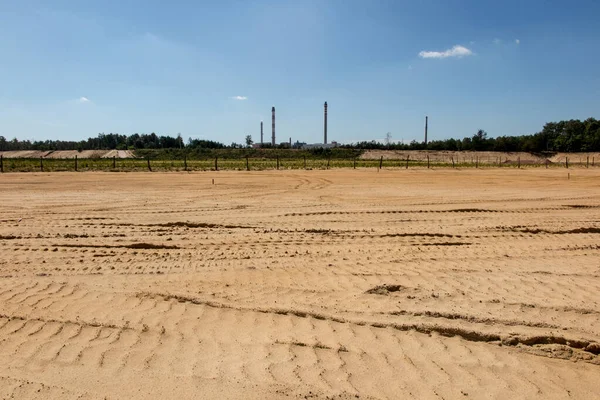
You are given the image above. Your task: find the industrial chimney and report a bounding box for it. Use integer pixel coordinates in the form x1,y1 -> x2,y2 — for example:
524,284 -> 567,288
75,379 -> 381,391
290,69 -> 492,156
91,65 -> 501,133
271,106 -> 275,147
424,116 -> 428,145
324,102 -> 328,144
271,107 -> 276,146
260,121 -> 263,145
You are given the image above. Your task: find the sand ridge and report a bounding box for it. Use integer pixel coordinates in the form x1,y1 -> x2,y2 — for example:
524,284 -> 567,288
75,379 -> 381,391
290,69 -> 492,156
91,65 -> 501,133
1,169 -> 600,399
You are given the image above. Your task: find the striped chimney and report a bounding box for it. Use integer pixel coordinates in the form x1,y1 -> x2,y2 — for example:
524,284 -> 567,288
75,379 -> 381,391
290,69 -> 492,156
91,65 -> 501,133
271,107 -> 276,146
324,101 -> 328,144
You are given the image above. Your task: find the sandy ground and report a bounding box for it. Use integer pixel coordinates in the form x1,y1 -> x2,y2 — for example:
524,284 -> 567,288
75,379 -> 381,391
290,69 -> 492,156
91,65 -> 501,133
361,150 -> 600,165
1,169 -> 600,399
0,150 -> 134,159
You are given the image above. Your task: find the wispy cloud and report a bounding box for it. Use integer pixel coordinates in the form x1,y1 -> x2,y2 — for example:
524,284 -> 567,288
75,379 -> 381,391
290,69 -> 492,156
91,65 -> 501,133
40,120 -> 67,128
515,39 -> 520,45
78,96 -> 90,103
418,45 -> 473,59
231,96 -> 247,100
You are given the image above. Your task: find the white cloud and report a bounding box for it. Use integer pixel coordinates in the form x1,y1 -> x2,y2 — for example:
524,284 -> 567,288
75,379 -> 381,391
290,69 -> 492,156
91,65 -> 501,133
78,96 -> 90,103
418,45 -> 473,59
515,39 -> 520,45
231,96 -> 247,100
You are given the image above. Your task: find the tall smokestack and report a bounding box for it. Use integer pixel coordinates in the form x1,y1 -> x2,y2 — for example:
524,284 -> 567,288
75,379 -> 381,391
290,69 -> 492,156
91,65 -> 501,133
260,121 -> 263,145
271,107 -> 276,146
324,101 -> 328,144
424,116 -> 428,145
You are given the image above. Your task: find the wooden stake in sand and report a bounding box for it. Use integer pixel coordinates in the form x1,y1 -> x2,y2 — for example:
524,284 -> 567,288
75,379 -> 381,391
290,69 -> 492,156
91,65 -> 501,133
353,158 -> 356,169
276,156 -> 279,170
184,156 -> 187,171
328,156 -> 331,170
1,155 -> 4,173
113,156 -> 116,169
517,157 -> 520,169
215,157 -> 218,171
246,156 -> 249,171
566,157 -> 569,169
427,155 -> 430,169
40,157 -> 43,172
147,157 -> 152,172
379,156 -> 383,170
304,156 -> 307,169
587,156 -> 589,168
451,156 -> 455,168
406,155 -> 409,169
476,157 -> 479,169
75,155 -> 78,172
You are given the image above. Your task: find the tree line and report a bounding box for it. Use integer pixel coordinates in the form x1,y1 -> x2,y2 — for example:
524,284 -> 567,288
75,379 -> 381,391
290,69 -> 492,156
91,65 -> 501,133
344,118 -> 600,153
0,133 -> 226,152
1,118 -> 599,153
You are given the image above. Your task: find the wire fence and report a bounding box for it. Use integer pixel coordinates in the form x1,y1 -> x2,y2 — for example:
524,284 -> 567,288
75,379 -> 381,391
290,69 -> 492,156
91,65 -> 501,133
0,154 -> 596,173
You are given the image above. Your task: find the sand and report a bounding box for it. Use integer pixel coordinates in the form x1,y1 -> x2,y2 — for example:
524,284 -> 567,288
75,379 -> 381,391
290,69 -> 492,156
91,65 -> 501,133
0,150 -> 134,159
361,150 -> 600,165
0,169 -> 599,399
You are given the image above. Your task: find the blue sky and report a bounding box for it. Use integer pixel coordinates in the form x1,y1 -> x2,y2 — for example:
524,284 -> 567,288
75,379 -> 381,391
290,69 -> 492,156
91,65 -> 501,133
1,0 -> 599,145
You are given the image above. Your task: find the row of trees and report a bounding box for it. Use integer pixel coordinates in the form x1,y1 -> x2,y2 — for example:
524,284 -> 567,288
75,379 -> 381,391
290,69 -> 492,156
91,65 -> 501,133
345,118 -> 600,153
1,118 -> 599,153
0,132 -> 184,151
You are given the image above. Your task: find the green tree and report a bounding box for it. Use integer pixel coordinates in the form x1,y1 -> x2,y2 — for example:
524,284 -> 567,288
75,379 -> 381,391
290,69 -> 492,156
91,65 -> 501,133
472,129 -> 488,151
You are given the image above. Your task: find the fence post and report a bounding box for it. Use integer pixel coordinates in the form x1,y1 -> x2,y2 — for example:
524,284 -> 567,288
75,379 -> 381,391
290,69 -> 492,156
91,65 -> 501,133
451,156 -> 455,168
518,157 -> 520,169
184,155 -> 187,171
587,156 -> 589,168
246,155 -> 249,171
476,157 -> 479,169
147,157 -> 152,171
427,155 -> 430,169
327,156 -> 331,169
545,159 -> 548,169
113,156 -> 116,169
379,156 -> 383,170
75,155 -> 78,171
593,157 -> 595,167
40,157 -> 44,172
1,155 -> 4,173
303,155 -> 307,169
406,155 -> 409,169
215,157 -> 218,171
565,157 -> 569,169
353,158 -> 356,169
276,156 -> 279,170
